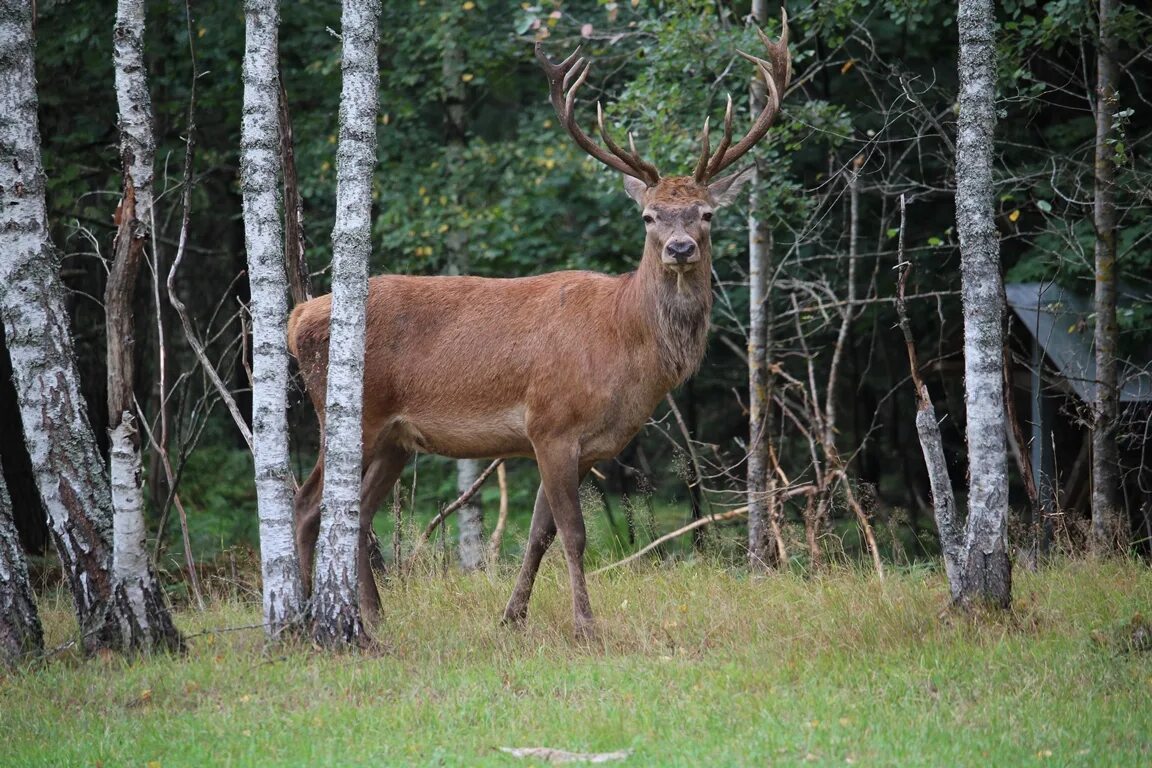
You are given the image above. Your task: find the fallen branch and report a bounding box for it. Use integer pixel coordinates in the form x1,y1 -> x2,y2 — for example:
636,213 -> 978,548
498,747 -> 631,764
592,484 -> 814,576
418,458 -> 503,545
591,507 -> 747,576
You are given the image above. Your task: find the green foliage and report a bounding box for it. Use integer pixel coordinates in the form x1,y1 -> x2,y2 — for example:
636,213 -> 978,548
28,0 -> 1152,564
7,561 -> 1152,765
160,446 -> 259,564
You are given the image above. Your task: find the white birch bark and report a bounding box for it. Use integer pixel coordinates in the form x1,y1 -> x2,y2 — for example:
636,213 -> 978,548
113,0 -> 154,230
312,0 -> 380,646
439,23 -> 485,572
109,0 -> 182,654
108,416 -> 181,651
108,421 -> 148,605
241,0 -> 304,637
0,0 -> 120,652
1090,0 -> 1122,554
955,0 -> 1011,608
456,458 -> 486,571
0,468 -> 43,666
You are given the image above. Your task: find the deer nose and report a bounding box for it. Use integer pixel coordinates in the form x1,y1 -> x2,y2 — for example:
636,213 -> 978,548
665,239 -> 697,263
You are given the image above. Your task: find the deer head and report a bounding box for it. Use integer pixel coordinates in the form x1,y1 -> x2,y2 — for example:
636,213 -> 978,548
535,12 -> 791,281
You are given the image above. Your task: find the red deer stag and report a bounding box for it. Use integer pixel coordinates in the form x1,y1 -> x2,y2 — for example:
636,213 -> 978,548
289,16 -> 791,639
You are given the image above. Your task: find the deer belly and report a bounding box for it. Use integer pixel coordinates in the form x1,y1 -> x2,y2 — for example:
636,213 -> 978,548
388,408 -> 531,459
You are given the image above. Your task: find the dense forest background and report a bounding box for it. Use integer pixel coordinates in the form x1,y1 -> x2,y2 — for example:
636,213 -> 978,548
3,0 -> 1150,579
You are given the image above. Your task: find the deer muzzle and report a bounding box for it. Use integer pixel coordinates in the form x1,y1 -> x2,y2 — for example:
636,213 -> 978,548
663,239 -> 699,270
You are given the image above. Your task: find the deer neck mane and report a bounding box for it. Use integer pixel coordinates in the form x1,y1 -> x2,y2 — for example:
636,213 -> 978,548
623,239 -> 713,386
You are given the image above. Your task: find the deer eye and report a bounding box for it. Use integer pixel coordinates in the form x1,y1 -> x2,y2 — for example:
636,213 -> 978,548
642,214 -> 655,225
701,212 -> 713,222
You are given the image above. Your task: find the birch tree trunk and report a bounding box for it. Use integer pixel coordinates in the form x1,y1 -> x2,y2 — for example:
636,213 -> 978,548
1090,0 -> 1123,555
440,22 -> 486,572
0,0 -> 121,653
0,469 -> 42,667
108,0 -> 183,654
456,458 -> 486,571
242,0 -> 304,637
955,0 -> 1011,609
745,0 -> 783,571
312,0 -> 380,647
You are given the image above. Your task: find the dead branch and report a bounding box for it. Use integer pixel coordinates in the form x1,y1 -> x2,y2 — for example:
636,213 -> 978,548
419,458 -> 503,544
591,483 -> 815,576
147,36 -> 206,608
164,30 -> 253,454
487,462 -> 509,563
893,194 -> 960,594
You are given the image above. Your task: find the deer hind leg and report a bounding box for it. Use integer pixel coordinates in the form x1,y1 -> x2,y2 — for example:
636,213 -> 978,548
356,441 -> 410,624
501,484 -> 557,627
294,451 -> 326,600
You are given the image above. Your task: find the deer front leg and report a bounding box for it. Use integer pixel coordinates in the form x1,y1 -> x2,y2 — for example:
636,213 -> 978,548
535,443 -> 596,641
501,484 -> 556,627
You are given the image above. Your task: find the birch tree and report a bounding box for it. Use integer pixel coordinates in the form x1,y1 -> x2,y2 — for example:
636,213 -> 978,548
0,0 -> 120,653
456,458 -> 485,571
241,0 -> 305,637
1090,0 -> 1122,555
108,0 -> 183,653
745,0 -> 780,572
954,0 -> 1011,608
312,0 -> 380,647
0,469 -> 42,667
441,14 -> 485,572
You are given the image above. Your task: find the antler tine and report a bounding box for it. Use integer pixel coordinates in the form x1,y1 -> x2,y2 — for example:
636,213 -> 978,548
698,94 -> 735,183
562,55 -> 591,92
755,18 -> 792,90
564,60 -> 593,117
595,103 -> 662,184
692,116 -> 712,182
535,42 -> 661,186
697,9 -> 791,184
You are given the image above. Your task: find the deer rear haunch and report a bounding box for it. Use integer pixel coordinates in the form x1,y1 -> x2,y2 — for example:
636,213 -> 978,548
289,16 -> 790,639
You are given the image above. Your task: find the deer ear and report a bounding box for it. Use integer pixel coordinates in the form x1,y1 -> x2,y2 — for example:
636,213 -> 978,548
708,165 -> 756,208
623,175 -> 649,207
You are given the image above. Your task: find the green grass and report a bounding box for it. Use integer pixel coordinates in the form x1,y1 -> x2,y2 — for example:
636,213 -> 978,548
4,560 -> 1151,767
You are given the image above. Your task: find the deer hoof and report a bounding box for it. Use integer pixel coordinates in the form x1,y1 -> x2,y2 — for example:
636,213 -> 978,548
573,619 -> 599,644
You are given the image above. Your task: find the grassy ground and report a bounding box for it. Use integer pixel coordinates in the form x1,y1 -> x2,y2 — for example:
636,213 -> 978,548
3,559 -> 1150,767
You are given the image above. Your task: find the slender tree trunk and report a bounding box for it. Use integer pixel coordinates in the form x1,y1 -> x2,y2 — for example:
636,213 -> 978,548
278,72 -> 311,307
955,0 -> 1011,609
895,195 -> 963,597
455,458 -> 486,571
108,0 -> 183,654
242,0 -> 305,637
746,0 -> 783,571
439,14 -> 486,571
1090,0 -> 1123,555
312,0 -> 380,647
0,469 -> 43,667
0,0 -> 122,654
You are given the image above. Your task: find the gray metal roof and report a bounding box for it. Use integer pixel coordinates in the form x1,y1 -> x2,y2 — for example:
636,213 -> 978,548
1004,282 -> 1152,404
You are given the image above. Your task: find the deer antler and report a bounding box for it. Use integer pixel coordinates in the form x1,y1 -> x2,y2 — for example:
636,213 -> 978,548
535,43 -> 661,187
694,9 -> 792,184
